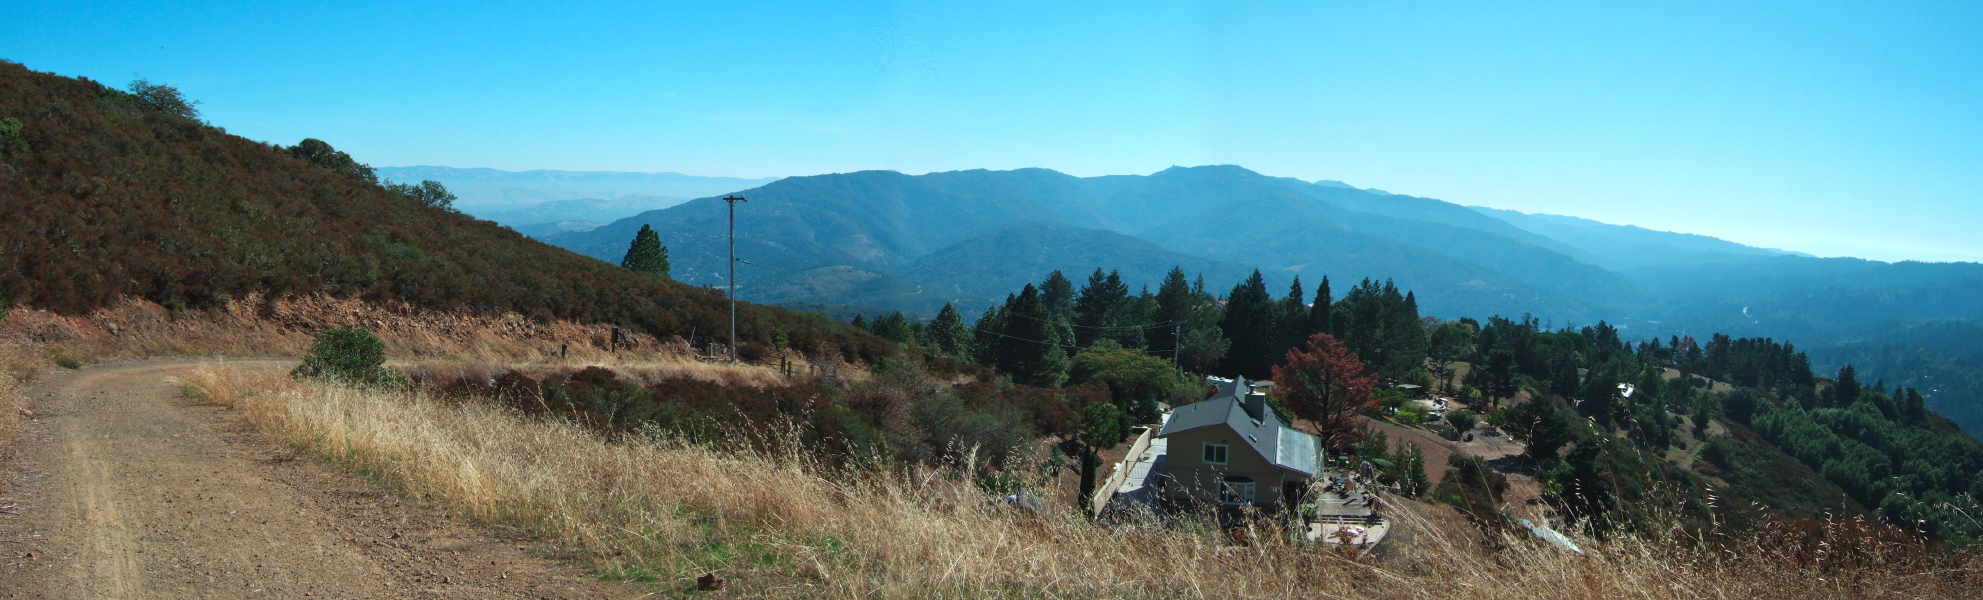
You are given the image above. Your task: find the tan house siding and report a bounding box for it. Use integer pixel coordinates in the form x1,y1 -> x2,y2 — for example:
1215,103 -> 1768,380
1162,426 -> 1289,506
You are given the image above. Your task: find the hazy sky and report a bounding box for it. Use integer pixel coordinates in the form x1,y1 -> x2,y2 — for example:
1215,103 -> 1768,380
10,1 -> 1982,262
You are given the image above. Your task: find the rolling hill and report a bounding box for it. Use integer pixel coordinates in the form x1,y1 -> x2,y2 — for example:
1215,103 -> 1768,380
0,61 -> 882,363
546,165 -> 1633,320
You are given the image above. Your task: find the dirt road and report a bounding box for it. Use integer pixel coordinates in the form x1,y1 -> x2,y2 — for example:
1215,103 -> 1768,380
0,360 -> 636,599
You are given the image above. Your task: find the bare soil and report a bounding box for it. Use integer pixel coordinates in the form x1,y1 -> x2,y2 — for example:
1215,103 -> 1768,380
0,360 -> 639,599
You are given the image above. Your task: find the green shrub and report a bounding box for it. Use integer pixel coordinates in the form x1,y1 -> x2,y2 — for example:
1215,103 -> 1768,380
1699,435 -> 1737,470
0,117 -> 25,156
1395,409 -> 1425,425
1446,409 -> 1478,433
1374,388 -> 1410,412
292,328 -> 405,386
54,355 -> 81,369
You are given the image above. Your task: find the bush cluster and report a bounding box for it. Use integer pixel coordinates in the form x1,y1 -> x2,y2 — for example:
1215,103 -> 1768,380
292,328 -> 405,387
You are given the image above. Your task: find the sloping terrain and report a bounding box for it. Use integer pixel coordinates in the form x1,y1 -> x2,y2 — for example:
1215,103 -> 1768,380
893,221 -> 1258,315
1472,206 -> 1798,270
0,61 -> 880,362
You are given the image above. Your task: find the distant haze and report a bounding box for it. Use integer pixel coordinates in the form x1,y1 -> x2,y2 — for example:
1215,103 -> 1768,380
373,166 -> 779,213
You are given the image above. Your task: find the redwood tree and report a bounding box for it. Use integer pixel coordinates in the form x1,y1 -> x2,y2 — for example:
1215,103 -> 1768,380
1271,332 -> 1377,453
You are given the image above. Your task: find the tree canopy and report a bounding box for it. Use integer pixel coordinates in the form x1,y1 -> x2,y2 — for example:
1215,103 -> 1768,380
1271,333 -> 1377,453
620,224 -> 671,278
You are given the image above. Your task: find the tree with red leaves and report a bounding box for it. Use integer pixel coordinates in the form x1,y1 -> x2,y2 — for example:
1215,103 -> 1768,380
1271,332 -> 1377,453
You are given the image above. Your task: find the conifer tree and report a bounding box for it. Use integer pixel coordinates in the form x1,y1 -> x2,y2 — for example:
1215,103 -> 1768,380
970,304 -> 1006,366
1073,268 -> 1133,348
619,224 -> 671,278
1218,270 -> 1276,379
1151,267 -> 1194,360
1041,270 -> 1075,319
928,303 -> 971,358
1833,365 -> 1862,407
871,311 -> 912,344
1274,276 -> 1310,364
1310,276 -> 1335,339
998,284 -> 1069,387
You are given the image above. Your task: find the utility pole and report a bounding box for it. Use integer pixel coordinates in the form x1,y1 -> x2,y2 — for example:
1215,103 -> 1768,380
725,195 -> 748,362
1172,321 -> 1182,375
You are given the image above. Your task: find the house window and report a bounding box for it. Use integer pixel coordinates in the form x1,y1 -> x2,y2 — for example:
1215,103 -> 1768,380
1202,443 -> 1228,465
1220,476 -> 1256,505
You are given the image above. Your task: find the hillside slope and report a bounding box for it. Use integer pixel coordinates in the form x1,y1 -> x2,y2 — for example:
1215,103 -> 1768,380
1470,207 -> 1797,270
0,61 -> 879,362
894,221 -> 1259,315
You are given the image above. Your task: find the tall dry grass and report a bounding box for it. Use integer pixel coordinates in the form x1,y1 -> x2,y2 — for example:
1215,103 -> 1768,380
0,327 -> 47,465
186,363 -> 1980,599
0,293 -> 802,387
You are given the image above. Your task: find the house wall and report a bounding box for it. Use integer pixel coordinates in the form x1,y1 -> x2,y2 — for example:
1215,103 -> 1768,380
1161,425 -> 1287,507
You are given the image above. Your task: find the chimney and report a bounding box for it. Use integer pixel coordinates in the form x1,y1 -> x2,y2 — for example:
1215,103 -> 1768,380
1244,392 -> 1267,422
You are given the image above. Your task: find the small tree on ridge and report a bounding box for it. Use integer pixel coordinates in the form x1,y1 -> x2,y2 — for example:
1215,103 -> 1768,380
620,224 -> 670,278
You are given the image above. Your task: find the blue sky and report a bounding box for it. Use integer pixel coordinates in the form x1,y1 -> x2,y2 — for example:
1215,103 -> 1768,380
9,1 -> 1982,262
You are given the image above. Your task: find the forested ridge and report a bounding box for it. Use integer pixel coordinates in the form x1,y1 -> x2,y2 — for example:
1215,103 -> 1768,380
0,60 -> 885,362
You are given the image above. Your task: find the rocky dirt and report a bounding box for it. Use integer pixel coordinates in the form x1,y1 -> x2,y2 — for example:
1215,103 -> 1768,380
0,360 -> 640,599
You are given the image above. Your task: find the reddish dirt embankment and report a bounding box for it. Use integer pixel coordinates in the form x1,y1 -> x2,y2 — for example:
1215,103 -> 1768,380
0,360 -> 637,599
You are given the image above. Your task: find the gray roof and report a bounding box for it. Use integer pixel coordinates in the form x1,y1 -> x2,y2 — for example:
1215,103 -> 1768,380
1276,426 -> 1319,476
1158,376 -> 1321,477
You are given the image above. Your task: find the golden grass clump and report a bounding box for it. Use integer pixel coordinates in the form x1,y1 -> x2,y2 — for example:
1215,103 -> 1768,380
185,362 -> 1982,598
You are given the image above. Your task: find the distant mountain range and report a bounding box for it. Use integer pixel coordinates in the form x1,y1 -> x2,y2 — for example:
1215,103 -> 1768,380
372,166 -> 778,214
416,159 -> 1983,436
534,164 -> 1983,350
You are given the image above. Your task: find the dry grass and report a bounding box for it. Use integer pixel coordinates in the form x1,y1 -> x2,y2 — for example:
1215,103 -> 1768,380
186,362 -> 1981,599
0,294 -> 803,387
0,323 -> 47,466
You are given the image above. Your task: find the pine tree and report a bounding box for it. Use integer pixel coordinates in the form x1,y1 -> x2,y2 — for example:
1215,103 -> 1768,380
970,304 -> 1006,366
1041,270 -> 1075,319
1313,276 -> 1336,338
999,284 -> 1069,387
1218,270 -> 1276,379
872,311 -> 912,344
1151,268 -> 1193,361
928,303 -> 970,358
1273,276 -> 1309,367
1833,365 -> 1862,407
619,224 -> 670,278
1073,268 -> 1132,348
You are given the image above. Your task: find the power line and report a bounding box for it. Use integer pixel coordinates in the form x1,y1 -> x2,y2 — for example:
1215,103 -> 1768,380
999,309 -> 1185,331
969,327 -> 1172,356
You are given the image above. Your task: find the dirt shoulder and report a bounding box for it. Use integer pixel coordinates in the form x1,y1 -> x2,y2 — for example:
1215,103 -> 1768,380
0,359 -> 638,599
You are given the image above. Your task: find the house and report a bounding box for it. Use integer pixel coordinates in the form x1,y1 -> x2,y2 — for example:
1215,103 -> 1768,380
1155,376 -> 1321,508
